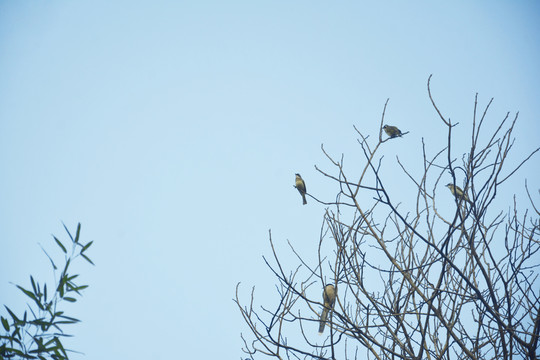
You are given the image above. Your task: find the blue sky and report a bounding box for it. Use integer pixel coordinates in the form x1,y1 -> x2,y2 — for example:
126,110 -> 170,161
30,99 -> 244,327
1,1 -> 539,359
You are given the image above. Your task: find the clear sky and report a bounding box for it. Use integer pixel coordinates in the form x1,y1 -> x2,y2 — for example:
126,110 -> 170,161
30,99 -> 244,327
1,1 -> 539,359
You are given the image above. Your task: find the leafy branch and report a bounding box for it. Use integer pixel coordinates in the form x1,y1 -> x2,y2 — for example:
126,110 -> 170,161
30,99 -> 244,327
0,223 -> 93,360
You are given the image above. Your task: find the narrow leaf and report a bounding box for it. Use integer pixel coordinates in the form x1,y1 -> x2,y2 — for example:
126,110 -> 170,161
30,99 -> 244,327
39,244 -> 57,270
57,277 -> 65,297
16,285 -> 44,310
58,314 -> 80,322
72,285 -> 89,293
55,336 -> 68,358
5,306 -> 19,322
16,285 -> 37,302
54,236 -> 67,254
81,253 -> 95,265
54,319 -> 79,325
80,240 -> 93,253
66,274 -> 79,282
31,276 -> 38,295
62,222 -> 74,242
1,316 -> 9,331
74,223 -> 81,243
11,326 -> 21,340
4,347 -> 27,357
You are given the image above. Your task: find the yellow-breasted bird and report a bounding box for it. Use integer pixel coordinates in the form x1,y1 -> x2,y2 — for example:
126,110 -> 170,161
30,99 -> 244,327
383,124 -> 403,138
446,183 -> 472,204
295,173 -> 307,205
318,284 -> 336,334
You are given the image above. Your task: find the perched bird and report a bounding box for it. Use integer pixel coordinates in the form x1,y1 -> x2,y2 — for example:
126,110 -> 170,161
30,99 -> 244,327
383,124 -> 403,138
318,284 -> 336,334
446,183 -> 472,204
295,173 -> 307,205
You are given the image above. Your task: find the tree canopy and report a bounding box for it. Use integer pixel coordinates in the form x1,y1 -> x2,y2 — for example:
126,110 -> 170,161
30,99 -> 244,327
236,77 -> 540,360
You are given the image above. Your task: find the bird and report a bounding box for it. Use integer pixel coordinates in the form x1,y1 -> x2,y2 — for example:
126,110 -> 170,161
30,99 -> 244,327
318,284 -> 336,334
295,173 -> 307,205
446,183 -> 472,204
383,124 -> 403,138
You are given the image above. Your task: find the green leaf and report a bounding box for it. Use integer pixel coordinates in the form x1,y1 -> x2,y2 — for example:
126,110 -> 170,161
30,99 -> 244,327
63,297 -> 76,303
71,285 -> 89,294
65,283 -> 75,293
30,336 -> 46,353
62,222 -> 74,242
16,285 -> 43,310
39,245 -> 57,270
3,347 -> 30,357
11,326 -> 21,340
1,316 -> 9,331
62,258 -> 71,274
81,253 -> 95,265
4,306 -> 19,323
45,336 -> 59,354
28,318 -> 48,327
80,240 -> 93,253
55,336 -> 68,358
66,274 -> 79,282
53,236 -> 67,254
74,223 -> 81,243
17,285 -> 35,300
57,260 -> 71,296
58,314 -> 80,323
53,319 -> 79,325
57,278 -> 65,298
30,276 -> 38,295
17,285 -> 36,301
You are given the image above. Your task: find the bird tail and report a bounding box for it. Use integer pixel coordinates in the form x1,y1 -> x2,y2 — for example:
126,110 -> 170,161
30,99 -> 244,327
459,195 -> 472,204
302,194 -> 307,205
318,308 -> 329,334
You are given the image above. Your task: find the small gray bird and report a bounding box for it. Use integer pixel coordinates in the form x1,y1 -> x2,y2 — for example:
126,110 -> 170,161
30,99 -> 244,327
446,183 -> 472,204
318,284 -> 336,334
295,173 -> 307,205
383,124 -> 403,138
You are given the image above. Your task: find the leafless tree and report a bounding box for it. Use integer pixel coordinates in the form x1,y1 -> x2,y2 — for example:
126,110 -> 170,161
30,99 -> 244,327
235,76 -> 540,360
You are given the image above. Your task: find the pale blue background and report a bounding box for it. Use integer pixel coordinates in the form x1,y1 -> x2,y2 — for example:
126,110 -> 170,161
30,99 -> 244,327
1,1 -> 539,359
